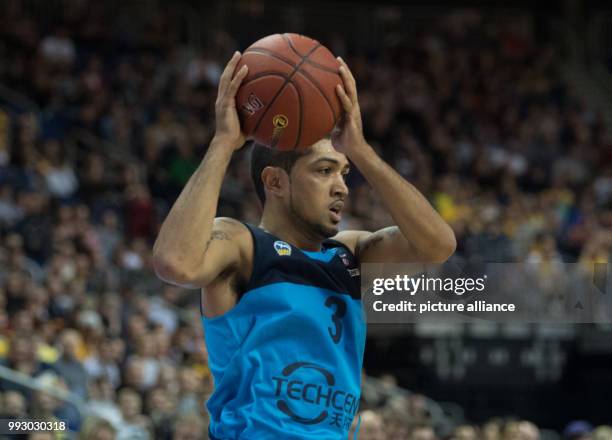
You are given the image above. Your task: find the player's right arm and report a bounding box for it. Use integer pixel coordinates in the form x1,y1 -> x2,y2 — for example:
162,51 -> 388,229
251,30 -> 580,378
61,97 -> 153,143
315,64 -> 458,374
152,52 -> 249,289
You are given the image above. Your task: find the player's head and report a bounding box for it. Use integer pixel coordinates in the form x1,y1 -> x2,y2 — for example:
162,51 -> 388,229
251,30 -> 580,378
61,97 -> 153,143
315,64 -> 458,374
250,138 -> 350,238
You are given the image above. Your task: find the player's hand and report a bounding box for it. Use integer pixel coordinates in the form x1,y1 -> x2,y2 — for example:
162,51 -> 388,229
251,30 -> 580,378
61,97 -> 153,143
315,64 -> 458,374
213,51 -> 249,151
332,57 -> 367,156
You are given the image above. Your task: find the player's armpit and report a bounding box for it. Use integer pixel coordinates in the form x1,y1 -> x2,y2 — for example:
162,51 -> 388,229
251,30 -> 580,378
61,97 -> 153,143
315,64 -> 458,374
331,230 -> 368,256
155,217 -> 250,289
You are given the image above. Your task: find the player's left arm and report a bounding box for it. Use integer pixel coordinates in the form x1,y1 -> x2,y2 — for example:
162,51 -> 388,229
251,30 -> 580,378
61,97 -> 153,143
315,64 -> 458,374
331,57 -> 456,264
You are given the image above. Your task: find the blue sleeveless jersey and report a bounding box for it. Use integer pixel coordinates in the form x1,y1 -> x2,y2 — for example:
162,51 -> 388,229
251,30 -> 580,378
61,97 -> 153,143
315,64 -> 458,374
201,224 -> 366,439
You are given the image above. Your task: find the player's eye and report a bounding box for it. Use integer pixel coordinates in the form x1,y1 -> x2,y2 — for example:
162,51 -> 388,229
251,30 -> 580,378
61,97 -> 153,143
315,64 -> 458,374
319,168 -> 332,175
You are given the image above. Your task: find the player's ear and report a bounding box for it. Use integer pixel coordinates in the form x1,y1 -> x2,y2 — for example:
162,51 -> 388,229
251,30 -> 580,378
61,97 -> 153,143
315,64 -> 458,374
261,166 -> 289,198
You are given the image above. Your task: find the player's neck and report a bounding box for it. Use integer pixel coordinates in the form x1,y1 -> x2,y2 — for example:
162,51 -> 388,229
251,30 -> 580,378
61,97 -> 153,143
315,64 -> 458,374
260,207 -> 322,251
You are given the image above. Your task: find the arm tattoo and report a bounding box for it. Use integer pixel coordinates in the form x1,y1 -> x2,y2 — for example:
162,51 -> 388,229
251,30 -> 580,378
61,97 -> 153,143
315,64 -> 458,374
358,235 -> 383,258
357,228 -> 400,258
204,230 -> 230,252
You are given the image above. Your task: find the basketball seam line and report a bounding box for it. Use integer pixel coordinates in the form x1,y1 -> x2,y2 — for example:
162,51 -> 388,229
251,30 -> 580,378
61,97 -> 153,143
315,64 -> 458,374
304,59 -> 338,74
245,47 -> 339,124
240,72 -> 289,87
282,33 -> 304,58
280,34 -> 339,122
249,42 -> 322,142
294,80 -> 304,150
282,33 -> 338,73
244,48 -> 296,70
296,69 -> 339,124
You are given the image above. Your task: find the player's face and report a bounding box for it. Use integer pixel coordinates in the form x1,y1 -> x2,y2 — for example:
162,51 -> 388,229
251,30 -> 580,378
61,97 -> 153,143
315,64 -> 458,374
287,139 -> 350,238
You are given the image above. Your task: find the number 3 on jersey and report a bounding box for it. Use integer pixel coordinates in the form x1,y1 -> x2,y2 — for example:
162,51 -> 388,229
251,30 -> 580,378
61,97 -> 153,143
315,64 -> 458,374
325,296 -> 347,343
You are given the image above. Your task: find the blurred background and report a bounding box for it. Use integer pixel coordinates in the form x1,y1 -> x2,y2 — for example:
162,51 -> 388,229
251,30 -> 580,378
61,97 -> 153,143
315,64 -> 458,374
0,0 -> 611,439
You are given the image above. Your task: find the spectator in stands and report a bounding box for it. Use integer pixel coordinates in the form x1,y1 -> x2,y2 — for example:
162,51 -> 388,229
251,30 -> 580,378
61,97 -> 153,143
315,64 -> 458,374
454,425 -> 479,440
30,372 -> 71,428
51,329 -> 88,400
0,334 -> 44,399
354,410 -> 386,440
517,421 -> 540,440
171,412 -> 208,440
37,140 -> 78,200
1,390 -> 28,419
145,386 -> 176,439
593,426 -> 612,440
79,416 -> 117,440
115,387 -> 152,440
564,421 -> 594,440
409,423 -> 437,440
86,377 -> 122,429
482,419 -> 503,440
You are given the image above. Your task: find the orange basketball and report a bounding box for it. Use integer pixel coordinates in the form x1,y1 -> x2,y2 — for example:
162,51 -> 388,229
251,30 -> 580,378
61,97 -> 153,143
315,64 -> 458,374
234,33 -> 342,151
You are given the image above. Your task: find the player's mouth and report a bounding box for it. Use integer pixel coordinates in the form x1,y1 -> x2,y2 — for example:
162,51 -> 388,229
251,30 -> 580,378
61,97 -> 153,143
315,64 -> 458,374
328,201 -> 344,223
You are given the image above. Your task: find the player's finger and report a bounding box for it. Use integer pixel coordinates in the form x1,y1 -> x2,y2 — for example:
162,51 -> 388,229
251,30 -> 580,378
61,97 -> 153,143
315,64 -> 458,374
338,65 -> 357,104
335,84 -> 352,112
330,120 -> 343,138
218,51 -> 241,95
226,65 -> 249,98
337,57 -> 357,89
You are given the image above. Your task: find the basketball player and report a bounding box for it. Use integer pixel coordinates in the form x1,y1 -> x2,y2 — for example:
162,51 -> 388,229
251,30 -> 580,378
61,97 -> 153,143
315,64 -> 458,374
153,52 -> 456,439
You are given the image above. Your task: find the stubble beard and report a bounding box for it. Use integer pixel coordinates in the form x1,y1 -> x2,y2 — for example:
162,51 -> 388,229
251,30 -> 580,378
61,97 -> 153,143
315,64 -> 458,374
289,187 -> 337,240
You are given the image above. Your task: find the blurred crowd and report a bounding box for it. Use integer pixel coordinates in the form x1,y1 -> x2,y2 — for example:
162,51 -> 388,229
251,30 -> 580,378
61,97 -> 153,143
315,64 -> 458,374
0,0 -> 611,438
351,375 -> 612,440
354,409 -> 612,440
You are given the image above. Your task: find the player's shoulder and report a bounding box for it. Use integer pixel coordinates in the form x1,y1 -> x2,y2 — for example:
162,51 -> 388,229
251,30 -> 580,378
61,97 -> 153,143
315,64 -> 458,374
212,217 -> 252,246
213,217 -> 247,232
330,230 -> 371,256
212,217 -> 254,266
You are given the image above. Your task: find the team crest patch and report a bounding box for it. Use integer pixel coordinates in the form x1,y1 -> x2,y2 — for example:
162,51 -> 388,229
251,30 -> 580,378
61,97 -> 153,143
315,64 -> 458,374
274,240 -> 292,256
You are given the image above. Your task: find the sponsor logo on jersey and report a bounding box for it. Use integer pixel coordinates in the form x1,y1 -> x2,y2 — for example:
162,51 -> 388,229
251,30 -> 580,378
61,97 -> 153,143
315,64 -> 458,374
272,361 -> 358,430
241,93 -> 264,115
274,240 -> 292,256
338,251 -> 360,277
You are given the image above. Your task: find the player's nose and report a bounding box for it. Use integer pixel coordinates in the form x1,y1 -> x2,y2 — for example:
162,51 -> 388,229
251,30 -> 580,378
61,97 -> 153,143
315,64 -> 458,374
332,174 -> 349,198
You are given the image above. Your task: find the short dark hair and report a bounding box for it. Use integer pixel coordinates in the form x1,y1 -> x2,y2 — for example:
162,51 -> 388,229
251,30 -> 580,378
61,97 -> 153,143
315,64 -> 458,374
249,142 -> 309,205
